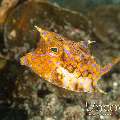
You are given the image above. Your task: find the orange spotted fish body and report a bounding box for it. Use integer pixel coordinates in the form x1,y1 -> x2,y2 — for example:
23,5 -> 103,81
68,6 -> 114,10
20,26 -> 120,93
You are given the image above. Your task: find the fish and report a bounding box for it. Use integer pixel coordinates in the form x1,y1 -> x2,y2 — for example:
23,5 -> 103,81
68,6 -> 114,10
20,26 -> 120,93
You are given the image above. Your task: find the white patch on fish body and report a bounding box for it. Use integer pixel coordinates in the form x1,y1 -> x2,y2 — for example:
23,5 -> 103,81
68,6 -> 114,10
56,66 -> 93,92
78,77 -> 93,92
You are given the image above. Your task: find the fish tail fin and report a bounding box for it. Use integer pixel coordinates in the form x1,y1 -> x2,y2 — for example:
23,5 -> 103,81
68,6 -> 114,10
100,57 -> 120,76
112,57 -> 120,65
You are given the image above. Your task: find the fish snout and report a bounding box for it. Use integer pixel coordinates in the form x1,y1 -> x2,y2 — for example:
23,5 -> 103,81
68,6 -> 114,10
20,56 -> 28,66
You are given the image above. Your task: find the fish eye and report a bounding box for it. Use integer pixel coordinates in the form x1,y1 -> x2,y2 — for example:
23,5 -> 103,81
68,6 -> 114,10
50,47 -> 58,53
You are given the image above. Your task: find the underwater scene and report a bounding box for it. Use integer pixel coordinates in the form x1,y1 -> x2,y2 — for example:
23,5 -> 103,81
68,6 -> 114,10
0,0 -> 120,120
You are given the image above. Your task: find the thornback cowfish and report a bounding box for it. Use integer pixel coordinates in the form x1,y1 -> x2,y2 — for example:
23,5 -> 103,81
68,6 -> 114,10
20,26 -> 120,93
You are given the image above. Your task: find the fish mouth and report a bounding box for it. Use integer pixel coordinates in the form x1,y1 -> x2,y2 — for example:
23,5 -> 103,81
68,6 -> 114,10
20,56 -> 29,66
